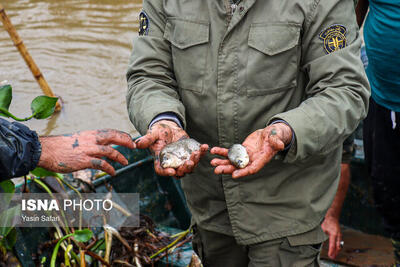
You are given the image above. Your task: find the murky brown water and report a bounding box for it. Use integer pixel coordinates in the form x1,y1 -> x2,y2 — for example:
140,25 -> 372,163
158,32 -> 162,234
0,0 -> 142,136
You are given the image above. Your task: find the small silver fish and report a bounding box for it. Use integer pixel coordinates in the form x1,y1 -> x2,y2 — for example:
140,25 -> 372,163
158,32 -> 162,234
160,138 -> 201,168
228,144 -> 249,169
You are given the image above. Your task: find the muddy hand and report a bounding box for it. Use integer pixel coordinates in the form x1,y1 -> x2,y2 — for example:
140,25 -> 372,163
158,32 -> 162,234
211,123 -> 292,178
38,129 -> 135,176
135,120 -> 208,177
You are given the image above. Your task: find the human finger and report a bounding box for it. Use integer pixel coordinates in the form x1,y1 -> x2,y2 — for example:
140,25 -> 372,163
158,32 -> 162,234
200,144 -> 209,154
191,145 -> 209,164
268,134 -> 285,151
232,158 -> 264,178
89,145 -> 128,166
214,165 -> 236,175
210,147 -> 229,157
176,160 -> 195,176
335,234 -> 343,257
190,151 -> 201,165
89,158 -> 116,176
210,158 -> 231,167
328,235 -> 337,259
134,131 -> 159,149
154,160 -> 176,177
96,129 -> 136,149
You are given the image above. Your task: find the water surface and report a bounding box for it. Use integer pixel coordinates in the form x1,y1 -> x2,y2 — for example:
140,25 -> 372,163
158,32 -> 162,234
0,0 -> 142,136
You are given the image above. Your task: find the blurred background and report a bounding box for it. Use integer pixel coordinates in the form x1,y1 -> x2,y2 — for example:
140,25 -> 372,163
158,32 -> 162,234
0,0 -> 142,136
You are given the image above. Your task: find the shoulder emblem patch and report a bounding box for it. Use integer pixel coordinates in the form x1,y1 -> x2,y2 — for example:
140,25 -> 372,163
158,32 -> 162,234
319,24 -> 347,54
138,11 -> 149,36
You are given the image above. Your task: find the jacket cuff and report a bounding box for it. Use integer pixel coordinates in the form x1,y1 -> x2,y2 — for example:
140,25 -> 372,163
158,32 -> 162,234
148,112 -> 183,129
30,130 -> 42,171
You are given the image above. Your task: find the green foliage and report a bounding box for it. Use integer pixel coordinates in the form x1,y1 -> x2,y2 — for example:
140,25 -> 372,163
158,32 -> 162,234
0,227 -> 17,250
0,206 -> 20,250
72,229 -> 93,243
0,84 -> 58,254
0,84 -> 12,117
31,96 -> 58,119
0,180 -> 15,206
51,229 -> 93,267
0,84 -> 58,121
31,167 -> 63,179
0,181 -> 18,251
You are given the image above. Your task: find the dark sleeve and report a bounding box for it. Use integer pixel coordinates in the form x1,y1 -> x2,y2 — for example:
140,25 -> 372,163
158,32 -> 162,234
0,118 -> 41,180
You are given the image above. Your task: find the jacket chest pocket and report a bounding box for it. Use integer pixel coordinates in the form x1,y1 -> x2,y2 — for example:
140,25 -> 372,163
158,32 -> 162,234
246,23 -> 301,97
164,18 -> 210,94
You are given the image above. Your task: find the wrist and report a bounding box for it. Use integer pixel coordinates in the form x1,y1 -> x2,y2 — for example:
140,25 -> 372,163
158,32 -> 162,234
325,211 -> 340,221
37,137 -> 50,168
152,119 -> 181,130
37,136 -> 58,170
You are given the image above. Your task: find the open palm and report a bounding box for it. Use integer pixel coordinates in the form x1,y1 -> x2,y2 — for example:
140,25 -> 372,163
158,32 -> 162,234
211,124 -> 290,178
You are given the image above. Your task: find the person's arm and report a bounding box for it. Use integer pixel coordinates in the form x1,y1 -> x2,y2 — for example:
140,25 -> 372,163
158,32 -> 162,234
0,117 -> 135,179
356,0 -> 369,27
267,0 -> 370,163
126,0 -> 185,135
126,0 -> 208,177
322,134 -> 354,258
211,0 -> 370,177
322,163 -> 351,259
0,118 -> 41,180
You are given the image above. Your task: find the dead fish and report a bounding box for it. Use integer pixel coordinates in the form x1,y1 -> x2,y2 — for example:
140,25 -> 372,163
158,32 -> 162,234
228,144 -> 249,169
160,138 -> 201,168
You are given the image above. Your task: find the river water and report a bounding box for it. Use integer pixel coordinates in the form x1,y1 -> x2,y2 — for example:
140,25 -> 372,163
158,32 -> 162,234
0,0 -> 142,136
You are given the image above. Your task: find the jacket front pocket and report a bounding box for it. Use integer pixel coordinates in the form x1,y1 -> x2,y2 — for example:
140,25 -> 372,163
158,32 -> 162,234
246,23 -> 301,96
164,18 -> 209,94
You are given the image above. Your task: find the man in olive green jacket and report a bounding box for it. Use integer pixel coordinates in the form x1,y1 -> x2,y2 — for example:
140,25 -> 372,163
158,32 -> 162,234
127,0 -> 370,265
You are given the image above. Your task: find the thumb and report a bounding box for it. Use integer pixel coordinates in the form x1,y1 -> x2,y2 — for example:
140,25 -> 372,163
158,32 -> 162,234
135,131 -> 158,149
268,135 -> 285,151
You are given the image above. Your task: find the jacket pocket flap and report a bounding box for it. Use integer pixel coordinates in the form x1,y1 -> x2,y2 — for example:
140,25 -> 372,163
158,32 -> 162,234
287,226 -> 327,247
248,24 -> 300,56
164,18 -> 209,49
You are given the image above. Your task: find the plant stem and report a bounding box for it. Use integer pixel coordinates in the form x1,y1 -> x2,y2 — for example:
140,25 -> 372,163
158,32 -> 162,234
33,178 -> 71,234
150,228 -> 190,259
51,233 -> 73,267
85,251 -> 111,267
0,107 -> 36,121
58,178 -> 83,230
80,251 -> 86,267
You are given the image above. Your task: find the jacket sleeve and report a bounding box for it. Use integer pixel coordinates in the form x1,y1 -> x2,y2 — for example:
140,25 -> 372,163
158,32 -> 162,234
0,118 -> 41,180
126,0 -> 186,135
269,0 -> 370,163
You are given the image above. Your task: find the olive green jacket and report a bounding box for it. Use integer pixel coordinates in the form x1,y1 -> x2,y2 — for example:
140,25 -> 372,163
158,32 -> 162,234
127,0 -> 370,245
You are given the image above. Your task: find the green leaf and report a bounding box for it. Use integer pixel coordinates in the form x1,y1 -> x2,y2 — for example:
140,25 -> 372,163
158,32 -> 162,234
72,229 -> 93,243
0,205 -> 21,238
0,227 -> 17,250
30,96 -> 58,119
0,180 -> 15,194
31,167 -> 63,179
0,181 -> 15,208
0,84 -> 12,118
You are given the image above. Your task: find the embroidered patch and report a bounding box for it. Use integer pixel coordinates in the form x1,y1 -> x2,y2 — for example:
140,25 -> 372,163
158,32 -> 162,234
138,11 -> 149,36
319,24 -> 347,54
